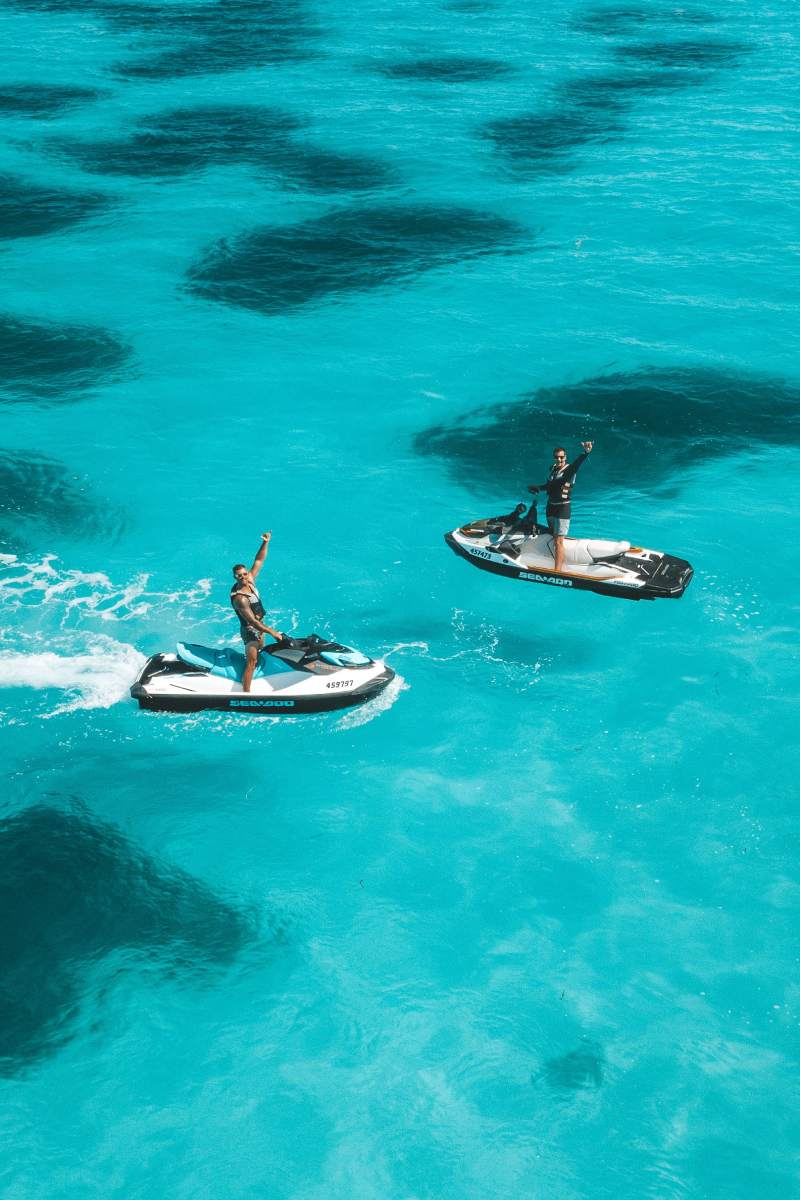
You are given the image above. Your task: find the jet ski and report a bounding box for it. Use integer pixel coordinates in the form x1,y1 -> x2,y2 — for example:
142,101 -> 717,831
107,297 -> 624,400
131,634 -> 395,714
445,503 -> 693,601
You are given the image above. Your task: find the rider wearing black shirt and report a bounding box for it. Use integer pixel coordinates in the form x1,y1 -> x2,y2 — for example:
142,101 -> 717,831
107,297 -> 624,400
528,442 -> 593,573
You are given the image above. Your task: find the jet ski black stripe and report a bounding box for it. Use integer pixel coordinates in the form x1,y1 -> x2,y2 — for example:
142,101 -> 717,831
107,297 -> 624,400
131,666 -> 394,715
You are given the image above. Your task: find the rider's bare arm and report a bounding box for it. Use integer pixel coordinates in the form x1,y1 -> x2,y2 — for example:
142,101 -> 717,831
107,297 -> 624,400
250,531 -> 271,579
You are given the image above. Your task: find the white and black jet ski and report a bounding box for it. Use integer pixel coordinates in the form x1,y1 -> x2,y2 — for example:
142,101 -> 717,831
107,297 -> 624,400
131,635 -> 395,714
445,504 -> 693,601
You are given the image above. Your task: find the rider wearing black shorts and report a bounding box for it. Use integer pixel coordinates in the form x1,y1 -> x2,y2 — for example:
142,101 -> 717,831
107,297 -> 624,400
230,532 -> 284,692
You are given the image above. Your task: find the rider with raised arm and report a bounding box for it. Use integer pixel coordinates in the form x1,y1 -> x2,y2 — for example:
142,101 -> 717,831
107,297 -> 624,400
528,442 -> 593,574
230,532 -> 284,693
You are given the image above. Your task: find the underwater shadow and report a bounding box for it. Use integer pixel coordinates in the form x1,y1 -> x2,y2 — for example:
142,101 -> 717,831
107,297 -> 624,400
4,0 -> 318,78
571,5 -> 719,36
56,104 -> 395,193
482,6 -> 747,176
0,173 -> 110,240
0,450 -> 122,551
186,202 -> 527,315
535,1040 -> 605,1090
0,802 -> 254,1074
0,315 -> 131,402
612,38 -> 747,69
415,367 -> 800,497
0,84 -> 104,118
115,0 -> 318,78
376,56 -> 512,82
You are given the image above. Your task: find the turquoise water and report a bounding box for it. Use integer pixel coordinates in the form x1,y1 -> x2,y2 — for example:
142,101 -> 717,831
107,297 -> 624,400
2,0 -> 799,1194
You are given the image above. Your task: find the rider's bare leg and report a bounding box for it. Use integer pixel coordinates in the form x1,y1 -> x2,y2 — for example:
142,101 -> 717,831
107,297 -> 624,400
242,640 -> 262,692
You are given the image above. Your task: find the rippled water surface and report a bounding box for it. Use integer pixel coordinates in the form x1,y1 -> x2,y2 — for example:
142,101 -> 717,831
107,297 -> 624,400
1,0 -> 799,1196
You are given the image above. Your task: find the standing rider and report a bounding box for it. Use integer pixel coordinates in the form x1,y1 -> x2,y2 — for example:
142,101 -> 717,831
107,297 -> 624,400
528,442 -> 594,574
230,532 -> 284,693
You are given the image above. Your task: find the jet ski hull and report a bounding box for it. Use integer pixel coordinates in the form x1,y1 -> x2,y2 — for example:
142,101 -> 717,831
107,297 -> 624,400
445,526 -> 693,601
131,643 -> 396,715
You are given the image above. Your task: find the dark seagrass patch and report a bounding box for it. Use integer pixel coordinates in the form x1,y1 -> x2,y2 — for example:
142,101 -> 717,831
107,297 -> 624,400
0,173 -> 110,240
3,0 -> 317,78
57,104 -> 395,192
187,203 -> 527,314
483,0 -> 747,178
0,316 -> 131,401
415,368 -> 800,497
612,38 -> 747,69
0,83 -> 104,118
0,803 -> 254,1073
0,451 -> 120,550
377,56 -> 512,82
571,5 -> 719,36
537,1041 -> 605,1091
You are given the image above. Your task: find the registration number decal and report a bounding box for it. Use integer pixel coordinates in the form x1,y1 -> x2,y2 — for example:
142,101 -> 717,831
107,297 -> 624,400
326,679 -> 354,689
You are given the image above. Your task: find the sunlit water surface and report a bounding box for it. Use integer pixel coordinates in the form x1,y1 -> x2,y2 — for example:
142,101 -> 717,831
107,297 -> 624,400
1,0 -> 799,1195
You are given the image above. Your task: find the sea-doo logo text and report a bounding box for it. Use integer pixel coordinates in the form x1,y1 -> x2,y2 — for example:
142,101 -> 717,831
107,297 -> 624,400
468,546 -> 492,560
230,699 -> 295,708
520,572 -> 573,588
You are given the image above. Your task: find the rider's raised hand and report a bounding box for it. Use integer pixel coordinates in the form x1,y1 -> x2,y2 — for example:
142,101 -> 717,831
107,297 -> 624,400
582,441 -> 593,453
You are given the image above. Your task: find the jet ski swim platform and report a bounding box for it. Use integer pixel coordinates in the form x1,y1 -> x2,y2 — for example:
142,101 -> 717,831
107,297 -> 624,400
445,512 -> 693,601
131,635 -> 395,714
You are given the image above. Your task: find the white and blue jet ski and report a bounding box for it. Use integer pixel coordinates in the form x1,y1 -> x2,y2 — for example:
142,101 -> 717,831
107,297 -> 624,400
131,635 -> 395,714
445,504 -> 693,601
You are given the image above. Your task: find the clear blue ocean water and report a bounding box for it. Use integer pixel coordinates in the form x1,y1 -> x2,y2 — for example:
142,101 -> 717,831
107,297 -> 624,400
1,0 -> 799,1195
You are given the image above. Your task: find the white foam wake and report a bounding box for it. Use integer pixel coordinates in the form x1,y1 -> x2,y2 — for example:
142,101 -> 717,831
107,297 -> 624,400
336,670 -> 409,730
382,641 -> 429,657
0,634 -> 145,716
0,553 -> 214,628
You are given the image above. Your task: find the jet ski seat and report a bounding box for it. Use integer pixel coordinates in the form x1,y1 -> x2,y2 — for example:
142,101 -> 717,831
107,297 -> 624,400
558,538 -> 631,566
176,642 -> 295,680
267,635 -> 372,669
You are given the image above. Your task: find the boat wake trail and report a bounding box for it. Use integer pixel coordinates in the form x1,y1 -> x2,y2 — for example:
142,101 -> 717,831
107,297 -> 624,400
0,634 -> 145,716
0,553 -> 214,629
